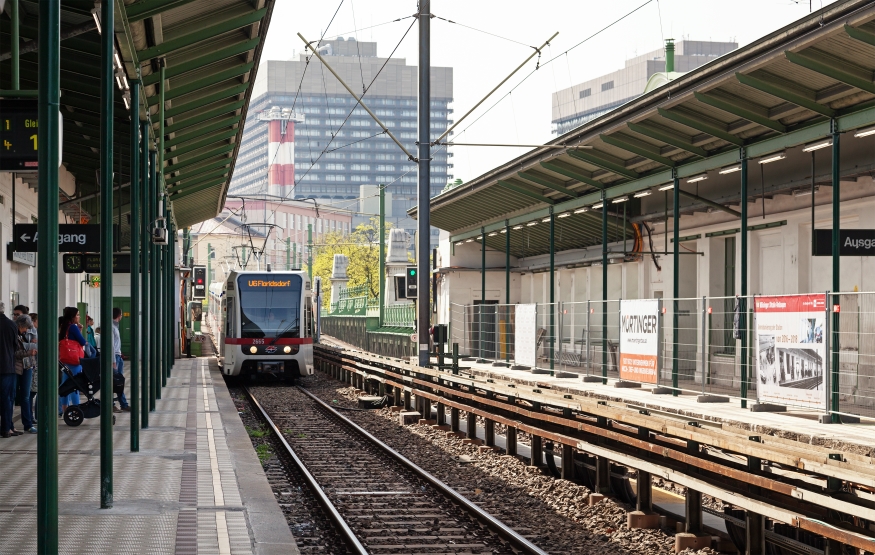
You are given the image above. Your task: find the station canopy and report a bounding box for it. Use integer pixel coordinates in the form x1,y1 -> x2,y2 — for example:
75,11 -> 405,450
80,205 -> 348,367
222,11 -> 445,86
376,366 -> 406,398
411,0 -> 875,259
3,0 -> 275,232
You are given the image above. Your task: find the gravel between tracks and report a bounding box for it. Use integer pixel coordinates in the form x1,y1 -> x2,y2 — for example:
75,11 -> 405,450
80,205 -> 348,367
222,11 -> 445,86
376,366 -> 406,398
281,372 -> 720,555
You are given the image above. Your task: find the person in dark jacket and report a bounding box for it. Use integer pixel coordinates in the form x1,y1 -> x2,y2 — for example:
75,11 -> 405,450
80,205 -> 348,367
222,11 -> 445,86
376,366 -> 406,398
0,302 -> 22,438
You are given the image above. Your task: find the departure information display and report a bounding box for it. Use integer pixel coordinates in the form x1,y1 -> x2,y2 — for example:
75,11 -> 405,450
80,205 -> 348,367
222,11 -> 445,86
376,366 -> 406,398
0,99 -> 62,171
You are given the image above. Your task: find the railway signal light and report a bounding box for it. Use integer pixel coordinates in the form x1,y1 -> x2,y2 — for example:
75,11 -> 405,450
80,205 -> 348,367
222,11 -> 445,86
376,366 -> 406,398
192,266 -> 206,299
406,266 -> 418,299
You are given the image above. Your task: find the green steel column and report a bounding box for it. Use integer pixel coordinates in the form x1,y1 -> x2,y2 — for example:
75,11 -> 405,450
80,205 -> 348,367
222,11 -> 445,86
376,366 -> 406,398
286,237 -> 290,271
308,224 -> 313,282
292,242 -> 297,270
36,1 -> 61,551
141,123 -> 151,426
379,185 -> 385,327
740,149 -> 749,408
601,191 -> 608,384
505,221 -> 510,364
208,243 -> 212,282
672,170 -> 680,396
129,80 -> 141,451
99,0 -> 114,510
831,123 -> 841,422
11,0 -> 19,90
479,226 -> 486,361
169,219 -> 176,375
549,210 -> 555,371
149,150 -> 158,409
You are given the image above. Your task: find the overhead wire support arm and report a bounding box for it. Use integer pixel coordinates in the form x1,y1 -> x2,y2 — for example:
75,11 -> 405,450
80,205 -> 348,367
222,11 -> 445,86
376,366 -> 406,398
297,32 -> 417,161
433,31 -> 558,145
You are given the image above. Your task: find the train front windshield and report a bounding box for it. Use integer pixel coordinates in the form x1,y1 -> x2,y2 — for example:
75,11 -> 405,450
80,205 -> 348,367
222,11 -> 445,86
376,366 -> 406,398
237,275 -> 303,338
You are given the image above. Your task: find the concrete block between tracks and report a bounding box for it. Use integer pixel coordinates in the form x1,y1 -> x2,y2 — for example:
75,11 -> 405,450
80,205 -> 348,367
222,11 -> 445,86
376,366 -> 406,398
399,411 -> 421,425
674,533 -> 711,552
418,419 -> 437,425
627,511 -> 660,529
432,424 -> 451,431
461,438 -> 483,446
588,493 -> 605,506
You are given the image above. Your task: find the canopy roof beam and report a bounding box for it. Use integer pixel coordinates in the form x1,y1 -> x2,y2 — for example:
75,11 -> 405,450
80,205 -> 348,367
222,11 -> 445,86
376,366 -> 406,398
734,72 -> 835,117
163,100 -> 246,135
539,159 -> 605,189
599,133 -> 677,167
677,189 -> 741,218
657,107 -> 744,146
627,122 -> 709,157
566,149 -> 638,179
137,8 -> 267,61
784,50 -> 875,95
165,144 -> 237,173
165,128 -> 238,159
164,115 -> 240,149
167,168 -> 231,193
142,38 -> 261,87
162,83 -> 249,119
496,180 -> 554,204
168,178 -> 228,201
146,63 -> 253,106
517,170 -> 579,198
165,158 -> 232,185
694,91 -> 787,133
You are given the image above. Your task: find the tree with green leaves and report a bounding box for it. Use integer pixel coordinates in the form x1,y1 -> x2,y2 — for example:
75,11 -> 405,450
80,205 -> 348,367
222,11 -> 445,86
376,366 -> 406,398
311,217 -> 391,308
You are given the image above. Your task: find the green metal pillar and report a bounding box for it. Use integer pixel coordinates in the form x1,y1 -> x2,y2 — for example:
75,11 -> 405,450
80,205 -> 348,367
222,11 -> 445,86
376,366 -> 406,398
505,221 -> 510,364
478,226 -> 486,362
292,242 -> 297,270
99,0 -> 115,510
549,210 -> 555,371
740,149 -> 749,408
36,1 -> 61,551
831,122 -> 841,422
672,170 -> 680,395
601,192 -> 608,384
379,185 -> 386,327
308,224 -> 313,282
208,243 -> 212,282
11,0 -> 20,90
130,80 -> 141,451
149,150 -> 158,408
141,122 -> 151,427
169,218 -> 176,375
285,238 -> 290,270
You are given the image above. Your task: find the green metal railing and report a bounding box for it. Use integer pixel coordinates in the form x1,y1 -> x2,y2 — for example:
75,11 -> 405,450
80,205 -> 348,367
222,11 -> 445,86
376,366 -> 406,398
384,304 -> 415,328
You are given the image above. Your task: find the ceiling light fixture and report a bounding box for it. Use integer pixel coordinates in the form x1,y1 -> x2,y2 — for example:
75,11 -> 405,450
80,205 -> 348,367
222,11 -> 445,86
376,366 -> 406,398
686,174 -> 707,184
513,225 -> 524,230
591,202 -> 604,209
526,221 -> 538,226
488,232 -> 498,237
802,139 -> 832,152
573,207 -> 589,214
634,190 -> 652,198
500,228 -> 507,233
719,165 -> 741,175
658,183 -> 674,191
465,238 -> 474,243
793,187 -> 819,198
612,196 -> 629,204
91,9 -> 102,34
758,151 -> 786,164
854,125 -> 875,138
542,217 -> 551,223
557,212 -> 571,218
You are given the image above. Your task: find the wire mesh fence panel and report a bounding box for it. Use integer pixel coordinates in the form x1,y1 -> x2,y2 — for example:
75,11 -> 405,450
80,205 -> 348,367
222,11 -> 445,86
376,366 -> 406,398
557,301 -> 594,375
704,296 -> 747,397
449,303 -> 471,357
834,292 -> 875,419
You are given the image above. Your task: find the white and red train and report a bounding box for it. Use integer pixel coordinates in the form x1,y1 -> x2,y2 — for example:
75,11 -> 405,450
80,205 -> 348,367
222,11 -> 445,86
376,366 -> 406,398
207,270 -> 315,380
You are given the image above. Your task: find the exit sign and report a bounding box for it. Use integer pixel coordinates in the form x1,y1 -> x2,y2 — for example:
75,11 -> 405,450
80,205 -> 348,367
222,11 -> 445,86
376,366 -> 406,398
0,99 -> 63,171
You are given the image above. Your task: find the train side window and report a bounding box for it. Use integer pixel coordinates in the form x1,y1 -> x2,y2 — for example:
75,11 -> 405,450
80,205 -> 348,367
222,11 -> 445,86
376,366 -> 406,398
304,297 -> 313,338
227,298 -> 235,338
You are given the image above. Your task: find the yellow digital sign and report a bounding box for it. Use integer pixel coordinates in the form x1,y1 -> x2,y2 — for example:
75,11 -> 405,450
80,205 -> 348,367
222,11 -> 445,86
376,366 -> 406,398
247,280 -> 292,287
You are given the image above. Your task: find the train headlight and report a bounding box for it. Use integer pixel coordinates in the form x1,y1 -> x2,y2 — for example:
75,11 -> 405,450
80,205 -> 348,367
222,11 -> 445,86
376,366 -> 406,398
283,346 -> 292,354
249,346 -> 257,354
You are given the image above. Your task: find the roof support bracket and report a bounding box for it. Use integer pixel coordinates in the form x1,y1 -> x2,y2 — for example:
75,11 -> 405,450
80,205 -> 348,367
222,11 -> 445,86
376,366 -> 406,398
627,122 -> 708,157
566,149 -> 639,179
496,180 -> 554,204
517,170 -> 579,198
599,133 -> 677,167
734,72 -> 835,117
539,160 -> 604,189
784,50 -> 875,95
656,108 -> 744,146
677,189 -> 741,218
694,91 -> 787,133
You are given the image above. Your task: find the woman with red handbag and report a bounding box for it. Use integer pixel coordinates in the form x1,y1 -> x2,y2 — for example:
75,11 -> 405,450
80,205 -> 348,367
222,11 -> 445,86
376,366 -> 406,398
58,307 -> 86,415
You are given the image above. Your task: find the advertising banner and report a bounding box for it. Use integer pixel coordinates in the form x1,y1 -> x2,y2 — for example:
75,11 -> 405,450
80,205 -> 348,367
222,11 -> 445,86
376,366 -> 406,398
619,299 -> 660,384
515,304 -> 537,368
755,294 -> 826,410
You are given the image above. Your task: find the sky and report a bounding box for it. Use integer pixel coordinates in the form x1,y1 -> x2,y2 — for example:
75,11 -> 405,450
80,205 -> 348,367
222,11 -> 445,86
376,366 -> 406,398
260,0 -> 824,188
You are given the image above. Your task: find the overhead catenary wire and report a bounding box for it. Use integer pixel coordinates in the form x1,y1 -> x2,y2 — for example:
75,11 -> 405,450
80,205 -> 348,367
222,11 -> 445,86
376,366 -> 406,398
432,15 -> 538,50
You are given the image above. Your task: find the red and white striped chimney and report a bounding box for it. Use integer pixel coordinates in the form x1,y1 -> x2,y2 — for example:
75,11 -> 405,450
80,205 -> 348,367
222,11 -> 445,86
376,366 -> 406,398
267,119 -> 295,197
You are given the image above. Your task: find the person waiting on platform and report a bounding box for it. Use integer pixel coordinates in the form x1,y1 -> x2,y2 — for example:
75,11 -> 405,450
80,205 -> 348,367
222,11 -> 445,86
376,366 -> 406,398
58,307 -> 86,417
85,315 -> 98,358
14,314 -> 37,434
112,308 -> 130,413
0,303 -> 23,438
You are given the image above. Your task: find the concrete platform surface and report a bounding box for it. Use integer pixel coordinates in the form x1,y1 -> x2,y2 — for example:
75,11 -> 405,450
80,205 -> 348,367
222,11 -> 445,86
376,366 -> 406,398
0,356 -> 298,555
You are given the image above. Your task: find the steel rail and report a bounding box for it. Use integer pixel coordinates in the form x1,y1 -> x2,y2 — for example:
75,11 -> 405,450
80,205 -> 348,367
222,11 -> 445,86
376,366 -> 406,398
243,387 -> 368,555
295,386 -> 550,555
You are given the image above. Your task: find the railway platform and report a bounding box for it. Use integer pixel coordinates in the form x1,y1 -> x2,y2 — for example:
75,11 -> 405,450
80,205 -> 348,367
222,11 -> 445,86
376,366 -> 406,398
0,355 -> 297,555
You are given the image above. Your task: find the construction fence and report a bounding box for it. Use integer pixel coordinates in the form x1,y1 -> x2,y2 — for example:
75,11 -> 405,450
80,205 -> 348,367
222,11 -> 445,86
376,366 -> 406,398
448,292 -> 875,420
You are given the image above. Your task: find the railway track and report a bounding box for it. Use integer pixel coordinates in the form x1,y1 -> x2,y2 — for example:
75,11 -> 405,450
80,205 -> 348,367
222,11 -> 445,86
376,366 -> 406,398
244,385 -> 548,555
